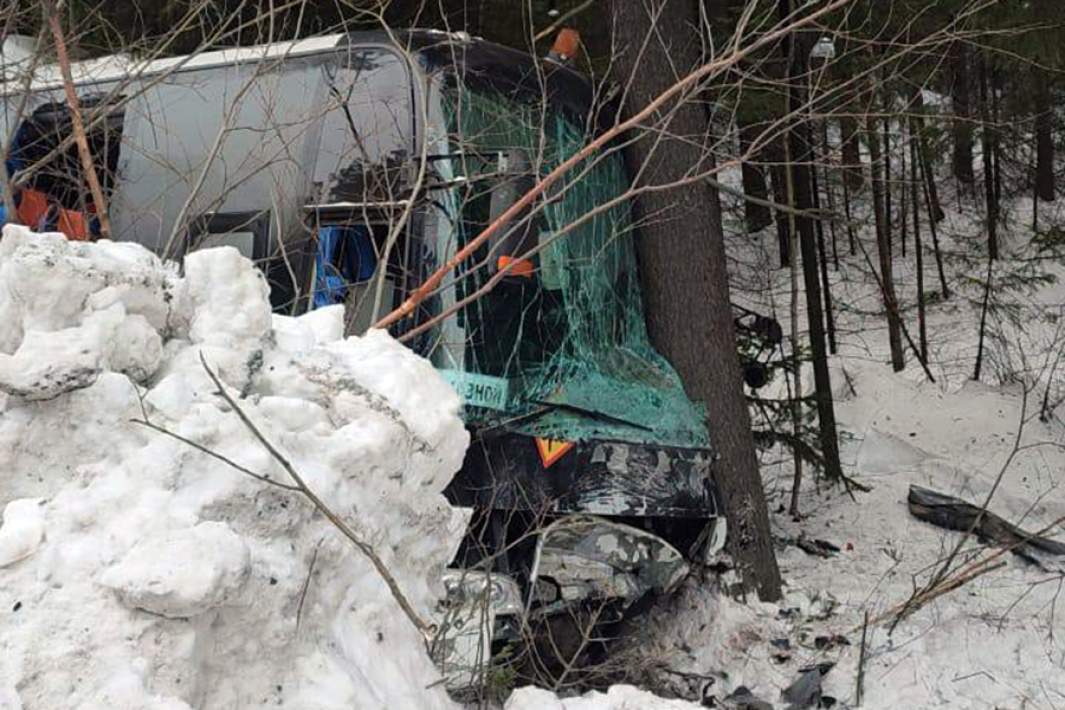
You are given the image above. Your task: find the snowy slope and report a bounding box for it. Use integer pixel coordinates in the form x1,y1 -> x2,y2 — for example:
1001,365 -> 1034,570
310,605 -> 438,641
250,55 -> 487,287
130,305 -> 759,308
620,162 -> 1065,709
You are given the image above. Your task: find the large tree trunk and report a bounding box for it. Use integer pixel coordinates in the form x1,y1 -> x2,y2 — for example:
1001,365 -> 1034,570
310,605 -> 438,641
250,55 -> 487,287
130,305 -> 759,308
738,120 -> 773,233
951,42 -> 976,184
609,0 -> 781,601
1035,69 -> 1055,202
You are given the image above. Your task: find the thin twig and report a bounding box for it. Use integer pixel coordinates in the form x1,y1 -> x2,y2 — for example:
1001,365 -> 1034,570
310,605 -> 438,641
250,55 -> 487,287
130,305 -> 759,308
296,538 -> 323,629
132,418 -> 300,492
856,609 -> 869,706
928,387 -> 1029,588
198,352 -> 432,636
863,513 -> 1065,632
533,0 -> 595,43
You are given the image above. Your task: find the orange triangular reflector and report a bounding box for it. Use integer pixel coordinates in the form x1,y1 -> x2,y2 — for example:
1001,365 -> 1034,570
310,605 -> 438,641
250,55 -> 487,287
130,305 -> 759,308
535,438 -> 575,469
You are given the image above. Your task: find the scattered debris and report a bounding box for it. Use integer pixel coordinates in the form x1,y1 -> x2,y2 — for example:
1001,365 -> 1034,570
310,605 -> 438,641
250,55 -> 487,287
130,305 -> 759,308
908,485 -> 1065,564
788,536 -> 842,558
709,685 -> 775,710
813,634 -> 850,651
781,663 -> 834,709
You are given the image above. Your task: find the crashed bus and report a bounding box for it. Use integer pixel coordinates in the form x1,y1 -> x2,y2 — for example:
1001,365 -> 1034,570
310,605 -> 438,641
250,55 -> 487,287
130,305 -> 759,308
0,29 -> 726,682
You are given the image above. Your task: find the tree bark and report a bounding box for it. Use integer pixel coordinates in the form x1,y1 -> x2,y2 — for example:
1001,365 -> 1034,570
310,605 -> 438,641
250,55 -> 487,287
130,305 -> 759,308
785,130 -> 804,518
978,54 -> 998,260
780,0 -> 844,482
809,151 -> 837,354
951,42 -> 976,184
738,119 -> 774,233
842,156 -> 857,255
882,87 -> 892,254
767,133 -> 792,267
991,67 -> 1002,211
866,100 -> 905,371
909,88 -> 945,222
918,145 -> 951,300
910,123 -> 928,363
900,127 -> 908,258
609,0 -> 782,601
820,122 -> 839,269
840,111 -> 864,192
1035,68 -> 1055,202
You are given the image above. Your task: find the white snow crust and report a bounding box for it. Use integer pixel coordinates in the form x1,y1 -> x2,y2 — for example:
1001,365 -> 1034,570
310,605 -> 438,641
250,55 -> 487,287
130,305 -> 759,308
0,226 -> 470,709
506,685 -> 703,709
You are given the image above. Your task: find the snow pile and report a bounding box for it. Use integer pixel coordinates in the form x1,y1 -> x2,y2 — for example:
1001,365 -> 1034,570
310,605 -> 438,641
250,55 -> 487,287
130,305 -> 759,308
0,226 -> 470,709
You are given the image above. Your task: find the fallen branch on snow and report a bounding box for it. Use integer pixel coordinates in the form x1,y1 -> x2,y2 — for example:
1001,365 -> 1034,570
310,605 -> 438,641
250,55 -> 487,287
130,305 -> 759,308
857,513 -> 1065,634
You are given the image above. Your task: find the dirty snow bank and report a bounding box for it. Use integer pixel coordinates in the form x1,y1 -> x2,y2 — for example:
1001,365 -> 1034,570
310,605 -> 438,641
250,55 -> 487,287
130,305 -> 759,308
507,685 -> 703,709
0,226 -> 470,709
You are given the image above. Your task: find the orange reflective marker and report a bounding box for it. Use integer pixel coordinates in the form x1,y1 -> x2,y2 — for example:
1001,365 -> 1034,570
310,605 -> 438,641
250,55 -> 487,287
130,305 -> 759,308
535,437 -> 575,469
550,28 -> 581,62
497,255 -> 534,278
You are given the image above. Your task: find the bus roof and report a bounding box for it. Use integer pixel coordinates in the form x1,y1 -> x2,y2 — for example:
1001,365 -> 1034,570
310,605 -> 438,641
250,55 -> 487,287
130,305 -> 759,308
1,33 -> 348,94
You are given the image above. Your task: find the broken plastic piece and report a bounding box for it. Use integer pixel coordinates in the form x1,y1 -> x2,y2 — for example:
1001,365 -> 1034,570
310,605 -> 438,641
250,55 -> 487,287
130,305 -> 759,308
526,515 -> 688,613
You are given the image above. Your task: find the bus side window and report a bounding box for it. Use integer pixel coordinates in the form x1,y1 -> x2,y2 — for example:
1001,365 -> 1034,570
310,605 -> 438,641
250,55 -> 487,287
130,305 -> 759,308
313,224 -> 378,309
7,96 -> 124,239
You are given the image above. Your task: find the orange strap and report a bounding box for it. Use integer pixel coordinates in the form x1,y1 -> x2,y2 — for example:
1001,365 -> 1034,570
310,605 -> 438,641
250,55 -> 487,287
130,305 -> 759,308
497,255 -> 534,278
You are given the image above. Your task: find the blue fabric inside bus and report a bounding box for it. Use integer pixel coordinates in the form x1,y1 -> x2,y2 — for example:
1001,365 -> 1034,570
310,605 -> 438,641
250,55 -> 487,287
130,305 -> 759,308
313,225 -> 378,308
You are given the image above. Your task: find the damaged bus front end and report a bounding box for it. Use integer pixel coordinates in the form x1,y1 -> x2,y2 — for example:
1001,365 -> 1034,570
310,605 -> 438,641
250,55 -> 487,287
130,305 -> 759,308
0,28 -> 725,689
401,34 -> 728,686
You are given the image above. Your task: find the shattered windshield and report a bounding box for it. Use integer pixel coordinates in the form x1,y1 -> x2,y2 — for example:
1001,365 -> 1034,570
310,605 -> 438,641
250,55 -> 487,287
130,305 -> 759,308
429,81 -> 709,449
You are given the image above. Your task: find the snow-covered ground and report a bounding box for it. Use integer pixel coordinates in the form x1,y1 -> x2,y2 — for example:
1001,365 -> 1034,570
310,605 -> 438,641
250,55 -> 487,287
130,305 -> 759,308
634,359 -> 1065,709
615,159 -> 1065,709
